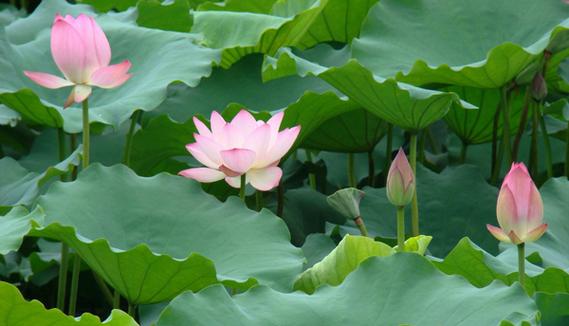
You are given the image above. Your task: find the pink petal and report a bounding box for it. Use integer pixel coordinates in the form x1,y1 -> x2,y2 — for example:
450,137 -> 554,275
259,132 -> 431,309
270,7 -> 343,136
64,85 -> 92,108
390,148 -> 414,189
178,168 -> 225,183
486,224 -> 511,243
23,71 -> 73,89
210,111 -> 226,137
230,110 -> 257,135
185,143 -> 217,169
194,134 -> 223,166
193,117 -> 212,137
496,186 -> 517,233
267,111 -> 284,133
246,124 -> 271,167
220,148 -> 256,175
248,167 -> 282,191
264,126 -> 301,165
525,224 -> 548,243
225,176 -> 243,189
526,183 -> 544,230
89,60 -> 131,89
508,230 -> 523,245
73,14 -> 111,72
51,17 -> 87,83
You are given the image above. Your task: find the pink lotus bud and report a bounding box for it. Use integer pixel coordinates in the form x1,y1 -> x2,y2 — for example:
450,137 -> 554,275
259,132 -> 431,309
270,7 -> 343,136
24,14 -> 132,108
179,110 -> 301,191
487,163 -> 548,244
386,148 -> 415,207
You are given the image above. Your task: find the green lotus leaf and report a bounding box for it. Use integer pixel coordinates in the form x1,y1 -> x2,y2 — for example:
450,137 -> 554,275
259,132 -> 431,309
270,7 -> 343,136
337,164 -> 499,256
294,234 -> 431,294
352,0 -> 569,88
197,0 -> 278,13
0,281 -> 137,325
444,86 -> 525,144
191,0 -> 328,68
136,0 -> 193,32
0,104 -> 19,127
296,0 -> 379,49
22,164 -> 303,304
0,146 -> 81,213
0,0 -> 220,133
301,233 -> 336,269
156,254 -> 539,326
0,206 -> 31,255
77,0 -> 138,12
263,46 -> 474,131
536,292 -> 569,325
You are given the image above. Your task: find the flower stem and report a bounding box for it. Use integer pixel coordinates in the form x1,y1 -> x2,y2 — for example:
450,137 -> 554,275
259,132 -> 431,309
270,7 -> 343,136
122,110 -> 141,167
529,101 -> 540,178
538,105 -> 553,178
82,98 -> 90,169
501,87 -> 512,167
57,128 -> 66,181
384,124 -> 393,183
305,150 -> 317,190
517,243 -> 525,288
92,272 -> 114,306
113,290 -> 121,309
409,132 -> 419,237
255,191 -> 263,211
353,216 -> 369,237
239,174 -> 246,201
396,206 -> 405,252
128,302 -> 136,318
56,243 -> 69,311
459,140 -> 468,164
512,88 -> 531,161
70,134 -> 78,180
68,254 -> 81,315
347,153 -> 356,187
491,99 -> 503,183
368,149 -> 375,187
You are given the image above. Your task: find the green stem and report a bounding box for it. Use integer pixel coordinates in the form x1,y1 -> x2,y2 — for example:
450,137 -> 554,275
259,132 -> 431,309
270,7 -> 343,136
277,184 -> 284,216
418,130 -> 426,164
56,243 -> 69,311
518,243 -> 525,288
92,272 -> 114,307
409,133 -> 419,237
347,153 -> 356,187
565,120 -> 569,179
368,149 -> 375,187
396,206 -> 405,252
82,99 -> 90,170
353,217 -> 369,237
459,140 -> 468,164
70,134 -> 78,180
501,87 -> 512,167
305,150 -> 317,190
384,124 -> 393,181
491,100 -> 503,181
255,191 -> 263,211
113,290 -> 121,309
122,110 -> 141,167
512,88 -> 531,161
57,128 -> 66,179
68,255 -> 81,315
529,101 -> 539,178
538,106 -> 553,178
239,174 -> 246,201
128,303 -> 136,318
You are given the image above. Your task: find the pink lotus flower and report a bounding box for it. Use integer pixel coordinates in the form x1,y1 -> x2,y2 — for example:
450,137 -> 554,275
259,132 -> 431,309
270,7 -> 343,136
24,14 -> 131,108
487,163 -> 548,244
386,148 -> 415,207
179,110 -> 301,191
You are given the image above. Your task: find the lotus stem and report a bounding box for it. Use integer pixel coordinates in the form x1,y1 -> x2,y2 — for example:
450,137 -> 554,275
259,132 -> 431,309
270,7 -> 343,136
255,191 -> 263,211
529,101 -> 539,178
418,130 -> 426,164
70,133 -> 78,180
92,272 -> 114,306
347,153 -> 356,187
396,206 -> 405,252
57,128 -> 66,181
491,99 -> 503,182
353,216 -> 369,237
68,254 -> 81,315
538,105 -> 553,178
277,184 -> 284,216
368,149 -> 375,187
305,150 -> 317,190
56,243 -> 69,310
82,98 -> 90,169
512,89 -> 531,161
113,290 -> 121,309
565,120 -> 569,179
501,87 -> 512,167
384,123 -> 393,183
409,132 -> 419,237
517,243 -> 525,288
122,110 -> 141,167
239,174 -> 246,201
459,140 -> 468,164
128,302 -> 136,318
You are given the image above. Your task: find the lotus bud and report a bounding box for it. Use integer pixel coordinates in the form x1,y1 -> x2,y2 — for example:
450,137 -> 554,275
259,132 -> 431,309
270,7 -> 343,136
327,188 -> 368,237
531,72 -> 547,101
386,148 -> 415,207
486,163 -> 548,245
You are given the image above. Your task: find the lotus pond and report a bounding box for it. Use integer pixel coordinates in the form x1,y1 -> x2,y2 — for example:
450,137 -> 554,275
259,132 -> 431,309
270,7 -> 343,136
1,0 -> 569,325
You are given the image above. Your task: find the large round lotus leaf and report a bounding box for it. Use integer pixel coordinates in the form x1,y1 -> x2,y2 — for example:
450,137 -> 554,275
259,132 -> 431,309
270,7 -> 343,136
0,0 -> 220,133
263,46 -> 473,131
31,164 -> 303,304
0,281 -> 136,325
444,86 -> 525,144
155,254 -> 539,326
352,0 -> 569,88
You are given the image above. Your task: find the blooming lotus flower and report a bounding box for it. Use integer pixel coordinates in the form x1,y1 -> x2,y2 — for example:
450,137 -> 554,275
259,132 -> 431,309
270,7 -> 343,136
386,148 -> 415,207
179,110 -> 301,191
487,163 -> 548,244
24,14 -> 131,108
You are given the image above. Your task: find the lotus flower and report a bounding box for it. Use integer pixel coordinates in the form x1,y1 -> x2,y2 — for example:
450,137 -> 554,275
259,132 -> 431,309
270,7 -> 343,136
24,14 -> 131,108
487,163 -> 548,244
386,148 -> 415,207
179,110 -> 301,191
